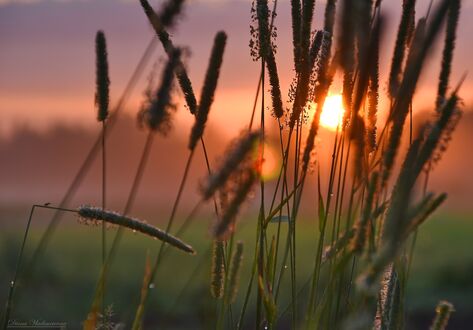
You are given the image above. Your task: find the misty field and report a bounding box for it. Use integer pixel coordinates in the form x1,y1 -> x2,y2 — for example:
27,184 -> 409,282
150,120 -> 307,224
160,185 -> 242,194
1,0 -> 472,329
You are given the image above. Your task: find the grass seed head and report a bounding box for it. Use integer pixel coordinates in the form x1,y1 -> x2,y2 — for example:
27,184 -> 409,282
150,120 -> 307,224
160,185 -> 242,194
95,31 -> 110,122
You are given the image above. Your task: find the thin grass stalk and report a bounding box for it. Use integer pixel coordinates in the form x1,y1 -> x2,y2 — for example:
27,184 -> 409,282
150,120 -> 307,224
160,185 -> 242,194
20,36 -> 159,297
256,57 -> 266,328
137,32 -> 228,321
306,126 -> 343,327
270,120 -> 293,294
2,205 -> 36,329
310,127 -> 343,327
315,127 -> 344,327
238,2 -> 280,324
326,132 -> 349,327
324,139 -> 349,323
100,120 -> 107,318
83,132 -> 155,327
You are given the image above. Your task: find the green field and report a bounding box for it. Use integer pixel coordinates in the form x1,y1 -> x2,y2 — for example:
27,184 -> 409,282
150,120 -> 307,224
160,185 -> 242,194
1,211 -> 472,329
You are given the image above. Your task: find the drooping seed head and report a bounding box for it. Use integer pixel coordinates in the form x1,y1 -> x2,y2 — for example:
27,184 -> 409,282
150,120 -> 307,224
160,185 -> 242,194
77,206 -> 195,254
200,131 -> 259,200
138,49 -> 180,134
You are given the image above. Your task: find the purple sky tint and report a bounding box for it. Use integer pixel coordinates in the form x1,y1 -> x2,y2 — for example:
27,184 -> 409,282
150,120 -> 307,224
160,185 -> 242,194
0,0 -> 472,137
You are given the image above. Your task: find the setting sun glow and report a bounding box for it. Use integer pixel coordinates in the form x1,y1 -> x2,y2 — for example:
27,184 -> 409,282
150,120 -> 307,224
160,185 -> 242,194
320,94 -> 345,131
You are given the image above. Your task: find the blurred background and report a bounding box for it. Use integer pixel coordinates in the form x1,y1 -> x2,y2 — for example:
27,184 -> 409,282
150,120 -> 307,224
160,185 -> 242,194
1,0 -> 472,328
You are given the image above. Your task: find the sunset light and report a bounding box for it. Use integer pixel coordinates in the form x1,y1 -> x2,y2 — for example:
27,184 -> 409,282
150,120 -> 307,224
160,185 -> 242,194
320,94 -> 345,131
2,0 -> 471,328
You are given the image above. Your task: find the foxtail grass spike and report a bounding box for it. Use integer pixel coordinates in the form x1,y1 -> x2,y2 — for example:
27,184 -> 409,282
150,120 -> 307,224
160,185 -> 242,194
256,0 -> 284,118
430,301 -> 455,330
301,0 -> 316,67
382,0 -> 451,187
189,31 -> 227,150
226,241 -> 244,304
405,193 -> 447,235
158,0 -> 185,28
140,0 -> 197,114
355,0 -> 372,79
413,93 -> 460,178
214,171 -> 256,239
290,0 -> 302,72
388,0 -> 416,98
358,139 -> 422,292
201,131 -> 259,200
373,264 -> 399,330
406,0 -> 416,46
436,0 -> 461,109
266,49 -> 284,118
367,17 -> 380,152
256,0 -> 271,59
301,98 -> 323,174
339,0 -> 356,124
210,240 -> 225,298
77,206 -> 195,254
139,0 -> 185,29
140,48 -> 180,133
323,0 -> 336,37
309,30 -> 323,70
95,31 -> 110,122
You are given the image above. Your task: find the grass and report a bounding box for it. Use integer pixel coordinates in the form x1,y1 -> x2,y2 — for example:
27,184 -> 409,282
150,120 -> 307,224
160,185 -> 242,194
1,0 -> 468,328
1,212 -> 472,328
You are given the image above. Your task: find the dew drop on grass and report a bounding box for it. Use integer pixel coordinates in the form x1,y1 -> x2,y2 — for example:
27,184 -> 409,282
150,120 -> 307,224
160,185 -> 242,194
149,283 -> 155,289
284,265 -> 288,269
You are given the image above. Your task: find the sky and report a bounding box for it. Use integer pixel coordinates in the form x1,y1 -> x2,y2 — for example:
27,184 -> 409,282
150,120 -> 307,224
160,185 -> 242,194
1,0 -> 473,214
1,0 -> 472,138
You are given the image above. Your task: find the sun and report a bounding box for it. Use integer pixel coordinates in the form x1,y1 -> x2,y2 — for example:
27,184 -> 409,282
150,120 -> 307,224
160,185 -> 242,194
319,94 -> 345,131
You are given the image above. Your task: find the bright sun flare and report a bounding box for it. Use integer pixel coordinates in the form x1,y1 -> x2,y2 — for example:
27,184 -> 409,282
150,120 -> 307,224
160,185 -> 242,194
319,94 -> 345,131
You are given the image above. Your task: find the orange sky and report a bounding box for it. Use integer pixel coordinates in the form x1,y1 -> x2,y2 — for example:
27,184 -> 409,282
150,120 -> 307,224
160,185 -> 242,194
1,0 -> 472,138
